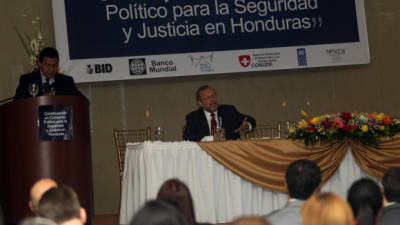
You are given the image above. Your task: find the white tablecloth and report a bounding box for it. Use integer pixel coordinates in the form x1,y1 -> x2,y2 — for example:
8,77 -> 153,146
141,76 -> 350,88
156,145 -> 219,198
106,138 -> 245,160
119,141 -> 373,224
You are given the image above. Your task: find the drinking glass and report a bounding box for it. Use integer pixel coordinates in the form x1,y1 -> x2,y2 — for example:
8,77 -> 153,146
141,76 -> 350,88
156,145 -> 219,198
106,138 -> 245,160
154,126 -> 164,141
28,83 -> 39,97
214,125 -> 225,141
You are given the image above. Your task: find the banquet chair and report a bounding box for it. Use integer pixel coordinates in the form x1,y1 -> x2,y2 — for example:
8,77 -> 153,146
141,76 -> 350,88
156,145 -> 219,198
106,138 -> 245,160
113,127 -> 151,188
246,122 -> 281,139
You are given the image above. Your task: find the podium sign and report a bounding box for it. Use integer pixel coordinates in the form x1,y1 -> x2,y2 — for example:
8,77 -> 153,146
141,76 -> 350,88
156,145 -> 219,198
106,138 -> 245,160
39,105 -> 73,141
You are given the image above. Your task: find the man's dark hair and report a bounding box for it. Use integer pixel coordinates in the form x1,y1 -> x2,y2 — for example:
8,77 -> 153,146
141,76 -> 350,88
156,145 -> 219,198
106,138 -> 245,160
39,47 -> 59,62
130,200 -> 188,225
382,167 -> 400,202
37,184 -> 81,224
347,178 -> 382,225
285,159 -> 321,200
196,85 -> 214,101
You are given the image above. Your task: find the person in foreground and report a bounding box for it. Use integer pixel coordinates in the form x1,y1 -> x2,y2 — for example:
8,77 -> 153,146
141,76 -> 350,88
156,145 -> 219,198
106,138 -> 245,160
130,200 -> 188,225
183,85 -> 256,141
347,178 -> 382,225
29,178 -> 57,215
378,167 -> 400,225
157,178 -> 212,225
263,159 -> 321,225
301,192 -> 354,225
14,47 -> 82,100
38,184 -> 87,225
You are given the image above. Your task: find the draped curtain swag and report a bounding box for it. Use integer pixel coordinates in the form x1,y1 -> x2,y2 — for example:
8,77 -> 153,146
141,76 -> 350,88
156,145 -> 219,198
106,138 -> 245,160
198,135 -> 400,192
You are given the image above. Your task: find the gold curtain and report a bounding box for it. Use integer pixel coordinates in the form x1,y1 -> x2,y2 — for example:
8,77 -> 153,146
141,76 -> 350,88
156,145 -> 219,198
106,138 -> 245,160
198,135 -> 400,193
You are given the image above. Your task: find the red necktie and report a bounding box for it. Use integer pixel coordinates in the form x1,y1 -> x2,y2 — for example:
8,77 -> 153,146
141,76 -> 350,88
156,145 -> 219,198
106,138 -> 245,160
210,113 -> 216,135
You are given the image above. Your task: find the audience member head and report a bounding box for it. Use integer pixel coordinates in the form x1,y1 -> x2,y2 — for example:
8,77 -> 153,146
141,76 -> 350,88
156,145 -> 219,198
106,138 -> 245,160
29,178 -> 57,214
285,159 -> 321,200
38,47 -> 59,78
156,179 -> 196,225
130,200 -> 188,225
347,178 -> 382,225
382,167 -> 400,203
301,192 -> 353,225
19,217 -> 57,225
38,184 -> 86,225
232,216 -> 271,225
196,85 -> 218,113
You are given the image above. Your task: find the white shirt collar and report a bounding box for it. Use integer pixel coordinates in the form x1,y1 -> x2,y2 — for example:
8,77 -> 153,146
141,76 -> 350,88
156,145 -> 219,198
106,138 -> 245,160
40,71 -> 55,84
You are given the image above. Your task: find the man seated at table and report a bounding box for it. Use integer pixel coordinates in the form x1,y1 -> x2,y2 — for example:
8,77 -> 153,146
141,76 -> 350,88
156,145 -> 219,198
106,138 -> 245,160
14,47 -> 82,100
183,85 -> 256,141
262,159 -> 321,225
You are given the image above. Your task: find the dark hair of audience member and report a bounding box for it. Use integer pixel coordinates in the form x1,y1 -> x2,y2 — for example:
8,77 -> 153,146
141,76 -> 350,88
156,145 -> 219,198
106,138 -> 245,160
285,159 -> 321,200
347,178 -> 382,225
39,47 -> 59,62
37,184 -> 81,224
382,167 -> 400,202
19,217 -> 57,225
301,192 -> 353,225
156,179 -> 196,225
129,200 -> 188,225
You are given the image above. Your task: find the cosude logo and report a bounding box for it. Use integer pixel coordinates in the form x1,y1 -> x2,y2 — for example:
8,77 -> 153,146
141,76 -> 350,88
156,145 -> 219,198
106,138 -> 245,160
129,58 -> 147,75
297,48 -> 308,66
86,64 -> 113,74
239,55 -> 251,67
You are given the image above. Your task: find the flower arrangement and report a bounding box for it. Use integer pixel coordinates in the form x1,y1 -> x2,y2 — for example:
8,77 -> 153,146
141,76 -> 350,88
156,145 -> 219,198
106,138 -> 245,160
289,111 -> 400,147
15,15 -> 45,70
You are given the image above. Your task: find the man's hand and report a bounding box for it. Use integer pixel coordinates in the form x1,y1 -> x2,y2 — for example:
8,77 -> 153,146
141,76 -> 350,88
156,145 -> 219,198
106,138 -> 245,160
234,117 -> 250,133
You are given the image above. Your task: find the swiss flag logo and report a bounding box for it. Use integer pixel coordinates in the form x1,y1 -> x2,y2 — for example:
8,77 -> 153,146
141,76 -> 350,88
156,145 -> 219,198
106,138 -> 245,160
239,55 -> 251,67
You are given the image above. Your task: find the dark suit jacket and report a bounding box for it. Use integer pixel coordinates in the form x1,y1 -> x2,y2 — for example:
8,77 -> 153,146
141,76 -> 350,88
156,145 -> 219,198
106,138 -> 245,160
14,70 -> 82,100
378,203 -> 400,225
183,104 -> 256,141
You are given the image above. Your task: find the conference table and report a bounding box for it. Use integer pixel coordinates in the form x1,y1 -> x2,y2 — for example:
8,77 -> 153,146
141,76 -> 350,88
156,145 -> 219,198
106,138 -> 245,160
119,138 -> 382,224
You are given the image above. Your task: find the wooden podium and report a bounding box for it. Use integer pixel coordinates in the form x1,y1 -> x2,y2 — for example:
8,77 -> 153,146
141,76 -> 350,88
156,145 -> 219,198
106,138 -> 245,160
0,96 -> 94,223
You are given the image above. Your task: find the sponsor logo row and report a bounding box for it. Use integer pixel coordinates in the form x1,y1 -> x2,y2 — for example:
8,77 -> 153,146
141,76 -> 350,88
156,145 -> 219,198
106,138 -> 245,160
85,48 -> 346,75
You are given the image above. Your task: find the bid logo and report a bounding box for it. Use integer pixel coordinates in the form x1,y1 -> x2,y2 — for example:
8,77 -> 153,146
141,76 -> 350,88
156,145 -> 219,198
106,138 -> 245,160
239,55 -> 251,67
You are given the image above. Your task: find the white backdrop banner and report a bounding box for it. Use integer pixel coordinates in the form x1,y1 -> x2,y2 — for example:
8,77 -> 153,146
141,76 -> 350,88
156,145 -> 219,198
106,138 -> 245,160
52,0 -> 369,83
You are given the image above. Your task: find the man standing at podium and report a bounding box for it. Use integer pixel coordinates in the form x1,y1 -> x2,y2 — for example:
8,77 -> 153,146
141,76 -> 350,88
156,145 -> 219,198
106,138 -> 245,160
183,85 -> 256,141
14,47 -> 82,100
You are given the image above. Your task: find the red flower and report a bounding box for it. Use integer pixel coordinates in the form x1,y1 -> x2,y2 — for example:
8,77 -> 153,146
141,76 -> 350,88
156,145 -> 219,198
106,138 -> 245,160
321,118 -> 333,129
341,125 -> 353,131
383,116 -> 391,125
353,110 -> 359,115
306,126 -> 316,130
341,112 -> 352,124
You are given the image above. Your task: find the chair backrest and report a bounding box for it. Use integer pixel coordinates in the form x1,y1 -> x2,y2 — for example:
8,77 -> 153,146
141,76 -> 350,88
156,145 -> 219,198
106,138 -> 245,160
246,122 -> 281,140
113,127 -> 151,179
